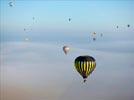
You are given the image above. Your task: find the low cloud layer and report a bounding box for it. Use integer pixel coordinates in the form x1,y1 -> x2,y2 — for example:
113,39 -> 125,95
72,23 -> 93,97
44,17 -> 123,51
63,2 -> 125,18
1,41 -> 134,100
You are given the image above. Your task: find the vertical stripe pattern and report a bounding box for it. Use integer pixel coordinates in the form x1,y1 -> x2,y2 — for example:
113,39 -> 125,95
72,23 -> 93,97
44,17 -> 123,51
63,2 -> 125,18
74,56 -> 96,79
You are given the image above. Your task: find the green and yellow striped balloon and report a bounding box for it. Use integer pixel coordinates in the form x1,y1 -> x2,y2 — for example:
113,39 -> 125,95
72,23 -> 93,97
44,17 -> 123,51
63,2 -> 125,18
74,55 -> 96,82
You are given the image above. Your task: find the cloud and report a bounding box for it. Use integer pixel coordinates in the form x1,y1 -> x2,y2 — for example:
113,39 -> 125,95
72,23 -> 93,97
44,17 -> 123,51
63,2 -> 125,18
1,41 -> 134,100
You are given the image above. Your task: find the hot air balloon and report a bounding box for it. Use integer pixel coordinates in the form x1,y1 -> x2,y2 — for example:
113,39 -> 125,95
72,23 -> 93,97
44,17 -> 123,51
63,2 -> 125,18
25,37 -> 29,41
92,32 -> 97,41
63,46 -> 70,55
33,17 -> 35,20
93,32 -> 96,35
116,26 -> 119,28
74,55 -> 96,82
93,37 -> 96,41
127,24 -> 130,27
100,33 -> 103,37
69,18 -> 71,22
9,2 -> 13,7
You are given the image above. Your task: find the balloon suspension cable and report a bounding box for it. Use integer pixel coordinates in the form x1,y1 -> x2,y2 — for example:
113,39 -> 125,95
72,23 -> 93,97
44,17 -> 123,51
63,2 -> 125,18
83,79 -> 86,83
64,52 -> 67,55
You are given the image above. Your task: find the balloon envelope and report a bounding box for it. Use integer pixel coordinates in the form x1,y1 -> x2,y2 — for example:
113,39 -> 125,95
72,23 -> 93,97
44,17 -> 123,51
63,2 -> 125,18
63,46 -> 70,55
74,55 -> 96,82
127,24 -> 130,27
68,18 -> 71,22
117,26 -> 119,28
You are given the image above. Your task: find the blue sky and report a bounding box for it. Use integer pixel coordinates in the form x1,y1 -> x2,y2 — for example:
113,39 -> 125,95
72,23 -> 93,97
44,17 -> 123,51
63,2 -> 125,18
0,0 -> 134,42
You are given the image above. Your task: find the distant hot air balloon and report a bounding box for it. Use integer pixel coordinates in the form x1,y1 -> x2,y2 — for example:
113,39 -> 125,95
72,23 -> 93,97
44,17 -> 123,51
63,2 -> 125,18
74,55 -> 96,83
9,2 -> 13,7
93,32 -> 96,35
32,17 -> 35,20
91,32 -> 97,41
69,18 -> 71,22
100,33 -> 103,37
93,37 -> 96,41
63,46 -> 70,55
25,37 -> 29,41
127,24 -> 130,27
116,26 -> 119,28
